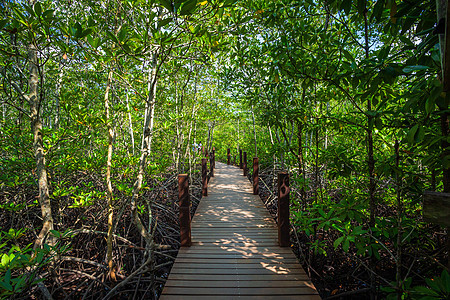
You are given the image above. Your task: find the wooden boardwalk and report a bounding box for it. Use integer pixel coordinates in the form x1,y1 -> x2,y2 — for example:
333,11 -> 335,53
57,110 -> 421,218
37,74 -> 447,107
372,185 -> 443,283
160,162 -> 320,299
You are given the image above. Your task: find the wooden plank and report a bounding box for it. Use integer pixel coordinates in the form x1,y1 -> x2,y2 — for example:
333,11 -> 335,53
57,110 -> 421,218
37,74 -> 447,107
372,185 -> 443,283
160,296 -> 321,300
174,253 -> 294,259
178,247 -> 292,253
168,268 -> 305,275
173,258 -> 300,264
164,280 -> 308,287
166,274 -> 311,281
160,162 -> 319,299
161,286 -> 317,295
423,191 -> 450,226
171,262 -> 303,269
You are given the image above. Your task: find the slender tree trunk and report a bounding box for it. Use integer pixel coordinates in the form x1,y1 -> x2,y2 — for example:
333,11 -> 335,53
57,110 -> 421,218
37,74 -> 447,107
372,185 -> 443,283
175,80 -> 181,171
29,23 -> 54,251
314,125 -> 319,203
363,11 -> 376,228
104,70 -> 115,279
125,90 -> 135,155
252,105 -> 257,157
237,118 -> 240,154
394,140 -> 403,299
55,60 -> 64,129
184,103 -> 197,174
130,51 -> 158,248
207,124 -> 211,152
436,0 -> 450,270
297,121 -> 305,206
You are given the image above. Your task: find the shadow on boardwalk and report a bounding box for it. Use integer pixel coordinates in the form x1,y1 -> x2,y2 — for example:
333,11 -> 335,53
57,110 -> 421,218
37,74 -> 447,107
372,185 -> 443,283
160,162 -> 321,300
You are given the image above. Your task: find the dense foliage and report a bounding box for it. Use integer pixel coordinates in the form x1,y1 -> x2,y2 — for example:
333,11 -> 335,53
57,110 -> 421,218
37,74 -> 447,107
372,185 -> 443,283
0,0 -> 449,299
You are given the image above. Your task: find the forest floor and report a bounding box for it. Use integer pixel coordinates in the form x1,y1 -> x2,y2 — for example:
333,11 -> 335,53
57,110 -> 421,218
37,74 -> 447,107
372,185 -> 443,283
255,166 -> 447,300
1,161 -> 447,299
1,166 -> 203,299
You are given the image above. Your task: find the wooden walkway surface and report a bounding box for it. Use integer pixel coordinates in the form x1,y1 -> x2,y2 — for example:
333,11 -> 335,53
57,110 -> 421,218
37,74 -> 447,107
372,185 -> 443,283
160,162 -> 320,299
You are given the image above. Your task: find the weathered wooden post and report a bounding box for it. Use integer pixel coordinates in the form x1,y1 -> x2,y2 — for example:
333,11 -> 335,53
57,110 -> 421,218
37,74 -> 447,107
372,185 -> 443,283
253,157 -> 259,195
209,153 -> 214,177
277,172 -> 290,247
243,151 -> 248,176
423,192 -> 450,226
239,149 -> 243,169
178,174 -> 191,247
202,158 -> 207,197
227,148 -> 231,165
423,191 -> 450,269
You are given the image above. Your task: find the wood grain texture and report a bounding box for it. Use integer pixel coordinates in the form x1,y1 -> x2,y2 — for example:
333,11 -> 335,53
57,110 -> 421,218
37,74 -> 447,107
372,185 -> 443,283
160,162 -> 320,299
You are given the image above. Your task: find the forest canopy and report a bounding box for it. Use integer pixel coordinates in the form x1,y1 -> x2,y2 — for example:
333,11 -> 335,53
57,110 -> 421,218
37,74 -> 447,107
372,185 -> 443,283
0,0 -> 449,299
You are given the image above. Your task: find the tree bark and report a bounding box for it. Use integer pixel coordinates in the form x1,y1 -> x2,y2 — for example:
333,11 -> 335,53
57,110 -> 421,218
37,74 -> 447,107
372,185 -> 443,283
436,0 -> 450,270
104,70 -> 115,279
125,90 -> 135,155
29,17 -> 54,251
252,105 -> 257,157
395,140 -> 403,299
363,10 -> 376,228
130,51 -> 158,248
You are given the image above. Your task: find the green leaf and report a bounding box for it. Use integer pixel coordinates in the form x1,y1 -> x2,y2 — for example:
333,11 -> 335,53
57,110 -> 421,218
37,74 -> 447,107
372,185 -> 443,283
375,116 -> 383,130
73,22 -> 83,38
442,270 -> 450,290
0,281 -> 13,292
414,285 -> 439,296
342,49 -> 353,62
158,18 -> 172,28
0,20 -> 8,31
333,236 -> 345,248
50,230 -> 61,238
1,254 -> 9,266
340,0 -> 352,14
158,0 -> 173,12
425,97 -> 435,115
80,28 -> 93,39
33,2 -> 42,16
106,30 -> 119,44
343,239 -> 350,252
403,65 -> 429,73
371,0 -> 385,22
407,124 -> 419,144
415,126 -> 425,143
118,28 -> 127,42
357,0 -> 366,15
179,0 -> 198,15
399,35 -> 414,47
4,268 -> 11,284
24,5 -> 35,18
378,46 -> 390,60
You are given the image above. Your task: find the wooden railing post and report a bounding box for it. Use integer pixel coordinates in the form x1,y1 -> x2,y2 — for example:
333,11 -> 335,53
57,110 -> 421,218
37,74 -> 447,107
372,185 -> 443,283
239,149 -> 243,169
227,148 -> 231,165
202,158 -> 207,197
243,151 -> 248,176
178,174 -> 191,247
253,157 -> 259,195
277,172 -> 290,247
210,153 -> 214,177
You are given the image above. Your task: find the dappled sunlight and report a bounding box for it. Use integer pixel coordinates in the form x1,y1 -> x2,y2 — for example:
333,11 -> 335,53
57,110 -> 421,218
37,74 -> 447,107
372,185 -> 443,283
260,262 -> 293,274
164,161 -> 319,298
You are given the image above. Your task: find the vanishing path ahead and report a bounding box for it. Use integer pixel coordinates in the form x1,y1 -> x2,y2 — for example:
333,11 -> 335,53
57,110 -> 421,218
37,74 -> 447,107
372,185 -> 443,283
160,162 -> 320,299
